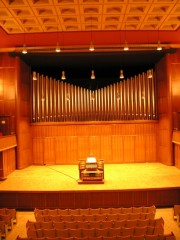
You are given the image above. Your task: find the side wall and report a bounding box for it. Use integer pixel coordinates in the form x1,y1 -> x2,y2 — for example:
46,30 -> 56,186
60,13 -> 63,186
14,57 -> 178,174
31,121 -> 158,165
16,57 -> 32,169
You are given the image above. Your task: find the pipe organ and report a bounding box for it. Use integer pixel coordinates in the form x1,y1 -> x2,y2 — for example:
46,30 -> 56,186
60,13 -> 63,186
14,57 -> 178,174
31,70 -> 157,122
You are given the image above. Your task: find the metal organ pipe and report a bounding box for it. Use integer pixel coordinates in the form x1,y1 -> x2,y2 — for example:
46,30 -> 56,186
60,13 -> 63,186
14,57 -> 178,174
31,70 -> 157,122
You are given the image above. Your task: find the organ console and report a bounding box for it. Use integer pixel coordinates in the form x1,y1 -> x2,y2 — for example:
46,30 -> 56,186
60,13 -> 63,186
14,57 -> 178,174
78,155 -> 104,184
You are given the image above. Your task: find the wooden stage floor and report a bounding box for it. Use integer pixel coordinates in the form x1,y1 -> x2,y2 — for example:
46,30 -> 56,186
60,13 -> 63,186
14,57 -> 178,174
0,163 -> 180,191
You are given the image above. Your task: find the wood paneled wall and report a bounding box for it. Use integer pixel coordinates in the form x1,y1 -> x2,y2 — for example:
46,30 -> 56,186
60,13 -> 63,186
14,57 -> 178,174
16,57 -> 32,169
0,188 -> 180,210
0,54 -> 16,133
31,121 -> 158,165
156,50 -> 180,166
156,56 -> 173,165
174,144 -> 180,169
0,148 -> 16,179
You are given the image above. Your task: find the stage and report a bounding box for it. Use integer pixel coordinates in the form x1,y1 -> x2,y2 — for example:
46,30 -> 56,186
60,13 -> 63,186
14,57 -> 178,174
0,163 -> 180,210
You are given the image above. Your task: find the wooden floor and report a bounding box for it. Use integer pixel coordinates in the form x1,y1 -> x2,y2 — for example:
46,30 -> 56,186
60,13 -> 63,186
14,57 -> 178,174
0,163 -> 180,210
0,162 -> 180,191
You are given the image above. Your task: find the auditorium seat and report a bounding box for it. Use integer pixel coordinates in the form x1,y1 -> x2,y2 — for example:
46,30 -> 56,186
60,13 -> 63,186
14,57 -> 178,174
144,235 -> 159,240
0,213 -> 13,231
128,213 -> 141,220
118,214 -> 129,221
89,208 -> 101,215
55,228 -> 69,238
101,208 -> 112,214
69,228 -> 82,237
50,215 -> 62,222
120,227 -> 135,236
72,214 -> 85,222
48,209 -> 58,216
106,213 -> 119,221
103,237 -> 117,240
62,215 -> 74,222
121,207 -> 133,214
69,208 -> 80,215
27,228 -> 43,238
125,219 -> 137,227
131,235 -> 145,240
136,219 -> 149,227
133,226 -> 147,236
82,228 -> 96,237
107,227 -> 121,236
95,227 -> 109,237
100,220 -> 113,228
57,208 -> 69,215
111,208 -> 122,214
0,220 -> 7,238
160,232 -> 176,240
132,207 -> 143,213
116,235 -> 131,240
96,214 -> 108,221
53,221 -> 65,229
26,220 -> 41,230
143,205 -> 156,213
64,221 -> 78,229
79,208 -> 90,215
41,220 -> 54,229
173,204 -> 180,223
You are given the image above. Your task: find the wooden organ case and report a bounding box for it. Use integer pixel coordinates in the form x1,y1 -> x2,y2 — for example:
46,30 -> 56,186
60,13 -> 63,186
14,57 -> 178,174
78,157 -> 104,184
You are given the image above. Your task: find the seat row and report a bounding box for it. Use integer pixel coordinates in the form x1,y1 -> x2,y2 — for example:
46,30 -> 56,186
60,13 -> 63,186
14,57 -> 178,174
0,208 -> 17,224
17,232 -> 176,240
35,212 -> 155,223
0,208 -> 17,239
34,206 -> 156,217
26,218 -> 164,231
0,220 -> 8,239
173,205 -> 180,228
26,226 -> 164,239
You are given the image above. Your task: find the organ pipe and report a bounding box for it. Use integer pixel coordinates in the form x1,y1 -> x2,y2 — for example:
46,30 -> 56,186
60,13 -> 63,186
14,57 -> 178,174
31,69 -> 158,122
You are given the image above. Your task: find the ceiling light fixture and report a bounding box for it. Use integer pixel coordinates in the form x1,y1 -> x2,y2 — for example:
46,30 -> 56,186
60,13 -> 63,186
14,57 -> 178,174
123,41 -> 129,51
119,70 -> 124,79
55,42 -> 61,53
33,71 -> 37,80
157,41 -> 162,51
147,69 -> 153,78
22,44 -> 27,54
91,70 -> 95,79
61,71 -> 66,80
89,40 -> 95,52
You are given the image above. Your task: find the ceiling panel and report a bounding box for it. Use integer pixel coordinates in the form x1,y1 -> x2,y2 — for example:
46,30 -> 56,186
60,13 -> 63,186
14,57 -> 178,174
0,0 -> 179,34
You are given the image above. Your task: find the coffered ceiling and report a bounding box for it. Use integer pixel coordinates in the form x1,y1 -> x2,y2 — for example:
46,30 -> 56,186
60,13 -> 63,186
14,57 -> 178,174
0,0 -> 179,88
0,0 -> 179,34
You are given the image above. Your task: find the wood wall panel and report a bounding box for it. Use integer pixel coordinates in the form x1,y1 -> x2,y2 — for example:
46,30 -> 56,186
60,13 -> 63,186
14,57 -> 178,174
55,137 -> 67,164
44,138 -> 55,165
111,135 -> 123,163
0,148 -> 16,179
31,122 -> 158,165
145,135 -> 157,162
16,58 -> 32,169
100,136 -> 112,162
77,136 -> 90,160
1,188 -> 180,210
89,136 -> 101,159
33,138 -> 44,165
135,135 -> 145,163
66,136 -> 78,164
123,136 -> 135,163
174,144 -> 180,169
156,56 -> 172,165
